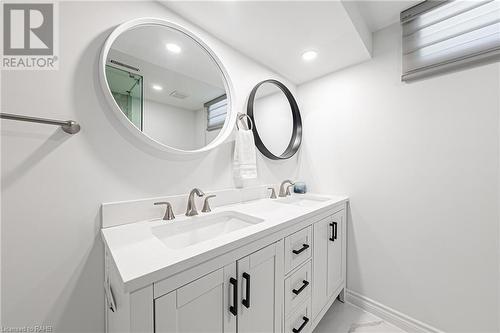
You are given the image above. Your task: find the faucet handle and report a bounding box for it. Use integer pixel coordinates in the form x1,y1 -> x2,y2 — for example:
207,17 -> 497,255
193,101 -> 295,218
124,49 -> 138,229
154,202 -> 175,221
286,183 -> 295,196
267,187 -> 277,199
201,195 -> 216,213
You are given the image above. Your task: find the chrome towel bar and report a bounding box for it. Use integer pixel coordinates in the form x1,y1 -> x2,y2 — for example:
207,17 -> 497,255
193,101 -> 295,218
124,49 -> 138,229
0,113 -> 80,134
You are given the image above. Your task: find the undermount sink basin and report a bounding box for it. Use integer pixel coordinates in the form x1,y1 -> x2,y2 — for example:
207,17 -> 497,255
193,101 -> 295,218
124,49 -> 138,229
276,194 -> 329,207
151,211 -> 264,249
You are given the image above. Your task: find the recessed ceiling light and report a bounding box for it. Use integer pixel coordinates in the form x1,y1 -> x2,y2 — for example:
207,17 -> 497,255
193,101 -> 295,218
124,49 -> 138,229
166,43 -> 182,54
152,84 -> 163,91
302,50 -> 318,61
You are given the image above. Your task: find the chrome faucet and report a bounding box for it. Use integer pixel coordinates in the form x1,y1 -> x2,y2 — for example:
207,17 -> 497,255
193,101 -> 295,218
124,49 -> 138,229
279,180 -> 295,197
186,188 -> 205,216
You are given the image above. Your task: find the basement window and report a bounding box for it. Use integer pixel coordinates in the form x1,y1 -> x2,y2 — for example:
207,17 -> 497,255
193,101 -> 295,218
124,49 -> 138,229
401,0 -> 500,81
205,94 -> 227,131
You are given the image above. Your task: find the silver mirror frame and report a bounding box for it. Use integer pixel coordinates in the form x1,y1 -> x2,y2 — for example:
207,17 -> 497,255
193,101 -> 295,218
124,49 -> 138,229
98,18 -> 235,157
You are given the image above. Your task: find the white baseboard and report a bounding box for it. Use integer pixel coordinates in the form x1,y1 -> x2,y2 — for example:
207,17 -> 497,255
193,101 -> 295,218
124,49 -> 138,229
345,289 -> 445,333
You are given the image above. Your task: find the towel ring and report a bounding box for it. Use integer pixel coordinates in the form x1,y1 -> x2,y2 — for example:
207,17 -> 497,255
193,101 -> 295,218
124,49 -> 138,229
236,113 -> 254,131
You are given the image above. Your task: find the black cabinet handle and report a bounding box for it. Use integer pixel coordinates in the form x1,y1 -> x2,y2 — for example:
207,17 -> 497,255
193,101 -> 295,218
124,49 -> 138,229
329,222 -> 338,242
229,277 -> 237,316
242,272 -> 250,308
292,316 -> 310,333
292,243 -> 309,255
292,280 -> 309,295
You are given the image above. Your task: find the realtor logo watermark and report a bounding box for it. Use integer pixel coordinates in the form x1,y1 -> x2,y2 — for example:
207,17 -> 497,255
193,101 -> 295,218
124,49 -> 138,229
2,2 -> 59,70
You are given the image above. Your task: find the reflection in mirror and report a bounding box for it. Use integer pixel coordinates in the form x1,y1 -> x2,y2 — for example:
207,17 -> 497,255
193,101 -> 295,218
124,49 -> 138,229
105,24 -> 228,151
253,83 -> 293,156
248,80 -> 302,160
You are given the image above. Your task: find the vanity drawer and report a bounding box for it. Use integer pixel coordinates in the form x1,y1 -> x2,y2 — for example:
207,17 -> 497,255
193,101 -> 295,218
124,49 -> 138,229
285,298 -> 312,333
285,260 -> 312,316
285,226 -> 312,273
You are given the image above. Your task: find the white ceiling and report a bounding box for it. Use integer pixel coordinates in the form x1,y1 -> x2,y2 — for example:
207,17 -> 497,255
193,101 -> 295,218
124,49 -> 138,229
161,1 -> 421,84
163,1 -> 372,84
356,1 -> 420,32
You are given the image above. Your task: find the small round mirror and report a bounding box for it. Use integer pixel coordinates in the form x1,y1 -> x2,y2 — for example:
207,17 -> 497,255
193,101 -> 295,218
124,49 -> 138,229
99,18 -> 234,155
247,80 -> 302,160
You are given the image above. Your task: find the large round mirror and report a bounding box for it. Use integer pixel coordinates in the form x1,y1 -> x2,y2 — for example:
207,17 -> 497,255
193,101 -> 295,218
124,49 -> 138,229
247,80 -> 302,160
99,18 -> 234,155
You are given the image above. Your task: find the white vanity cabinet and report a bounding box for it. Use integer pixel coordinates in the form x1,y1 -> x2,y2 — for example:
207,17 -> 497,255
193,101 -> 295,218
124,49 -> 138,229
312,209 -> 346,321
104,200 -> 347,333
236,243 -> 282,333
153,242 -> 282,333
154,266 -> 236,333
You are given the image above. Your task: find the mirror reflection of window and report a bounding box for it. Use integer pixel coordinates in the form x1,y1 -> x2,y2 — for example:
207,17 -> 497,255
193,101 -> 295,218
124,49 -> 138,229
104,25 -> 228,151
204,94 -> 226,147
206,95 -> 227,131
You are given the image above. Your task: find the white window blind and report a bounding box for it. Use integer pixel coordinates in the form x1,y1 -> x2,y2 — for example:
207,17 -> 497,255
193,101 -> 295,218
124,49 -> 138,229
206,95 -> 227,131
401,0 -> 500,81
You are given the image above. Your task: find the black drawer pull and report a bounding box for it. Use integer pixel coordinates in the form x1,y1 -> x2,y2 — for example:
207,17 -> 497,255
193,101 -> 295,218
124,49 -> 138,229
229,277 -> 237,316
292,316 -> 310,333
242,272 -> 250,308
329,222 -> 338,242
292,280 -> 309,295
292,243 -> 309,255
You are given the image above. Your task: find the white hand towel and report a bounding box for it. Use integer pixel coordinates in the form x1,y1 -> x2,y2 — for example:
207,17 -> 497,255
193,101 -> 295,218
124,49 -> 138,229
233,129 -> 257,180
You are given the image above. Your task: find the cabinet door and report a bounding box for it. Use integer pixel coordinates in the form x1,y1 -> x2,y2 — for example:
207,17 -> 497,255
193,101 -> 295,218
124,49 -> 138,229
155,264 -> 237,333
327,210 -> 344,298
312,210 -> 345,320
237,242 -> 282,333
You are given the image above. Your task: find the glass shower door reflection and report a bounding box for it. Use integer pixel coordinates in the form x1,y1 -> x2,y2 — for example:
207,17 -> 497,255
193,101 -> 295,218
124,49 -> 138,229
105,65 -> 143,130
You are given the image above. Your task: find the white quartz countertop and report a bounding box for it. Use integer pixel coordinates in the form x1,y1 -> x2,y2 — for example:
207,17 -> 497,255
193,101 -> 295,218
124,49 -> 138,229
101,193 -> 348,292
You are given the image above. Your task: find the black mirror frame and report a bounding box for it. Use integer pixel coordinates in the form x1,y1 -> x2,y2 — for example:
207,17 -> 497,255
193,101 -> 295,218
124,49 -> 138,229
247,79 -> 302,160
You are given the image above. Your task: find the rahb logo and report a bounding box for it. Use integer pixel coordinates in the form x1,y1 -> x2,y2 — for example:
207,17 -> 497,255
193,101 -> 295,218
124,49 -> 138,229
2,2 -> 59,70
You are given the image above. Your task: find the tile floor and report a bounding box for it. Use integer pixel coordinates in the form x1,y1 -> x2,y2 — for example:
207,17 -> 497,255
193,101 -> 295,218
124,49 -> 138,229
313,300 -> 407,333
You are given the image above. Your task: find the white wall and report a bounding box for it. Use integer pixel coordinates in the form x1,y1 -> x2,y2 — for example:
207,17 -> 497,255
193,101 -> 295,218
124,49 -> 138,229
298,24 -> 500,332
143,100 -> 199,150
194,106 -> 221,148
0,1 -> 299,331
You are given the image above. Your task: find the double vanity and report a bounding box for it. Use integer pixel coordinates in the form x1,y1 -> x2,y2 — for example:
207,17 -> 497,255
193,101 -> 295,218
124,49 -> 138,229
101,185 -> 348,333
98,15 -> 347,333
